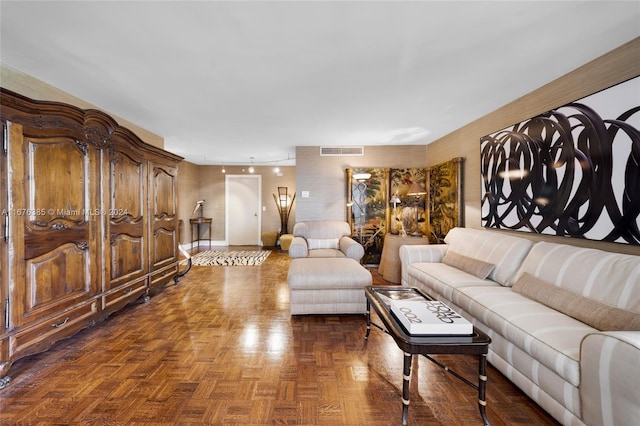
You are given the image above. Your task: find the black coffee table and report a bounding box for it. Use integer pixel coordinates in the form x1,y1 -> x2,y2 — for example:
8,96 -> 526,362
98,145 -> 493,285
365,286 -> 491,425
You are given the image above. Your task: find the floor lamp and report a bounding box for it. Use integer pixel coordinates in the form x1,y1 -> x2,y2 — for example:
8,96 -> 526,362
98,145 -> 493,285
273,187 -> 295,235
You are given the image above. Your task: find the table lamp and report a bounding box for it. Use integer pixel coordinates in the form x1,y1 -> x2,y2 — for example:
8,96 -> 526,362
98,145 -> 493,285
406,182 -> 427,236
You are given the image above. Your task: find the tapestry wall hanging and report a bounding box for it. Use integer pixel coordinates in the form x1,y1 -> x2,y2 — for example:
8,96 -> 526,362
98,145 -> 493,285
389,168 -> 427,237
346,167 -> 427,265
427,157 -> 463,243
481,76 -> 640,245
346,168 -> 387,265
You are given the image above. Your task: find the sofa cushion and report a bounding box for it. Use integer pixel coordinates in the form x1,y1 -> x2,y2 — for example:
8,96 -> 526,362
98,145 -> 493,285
293,220 -> 351,240
442,250 -> 495,279
453,285 -> 596,386
443,227 -> 533,286
406,262 -> 499,302
512,272 -> 640,331
514,242 -> 640,312
307,238 -> 339,250
308,249 -> 345,258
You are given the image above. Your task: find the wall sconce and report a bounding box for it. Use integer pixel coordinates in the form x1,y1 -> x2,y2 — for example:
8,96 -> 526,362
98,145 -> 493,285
407,182 -> 427,237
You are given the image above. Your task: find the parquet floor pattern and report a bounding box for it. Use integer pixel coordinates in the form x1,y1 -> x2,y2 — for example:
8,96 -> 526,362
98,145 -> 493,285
0,249 -> 559,425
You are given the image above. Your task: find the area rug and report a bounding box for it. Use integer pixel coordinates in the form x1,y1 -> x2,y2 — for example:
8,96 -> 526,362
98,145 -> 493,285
190,250 -> 271,266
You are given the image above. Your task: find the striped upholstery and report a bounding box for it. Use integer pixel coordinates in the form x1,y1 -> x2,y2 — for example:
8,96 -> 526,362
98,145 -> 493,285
514,242 -> 640,313
454,286 -> 593,386
399,227 -> 640,426
287,257 -> 372,315
581,332 -> 640,426
289,220 -> 364,261
406,261 -> 499,301
444,227 -> 534,285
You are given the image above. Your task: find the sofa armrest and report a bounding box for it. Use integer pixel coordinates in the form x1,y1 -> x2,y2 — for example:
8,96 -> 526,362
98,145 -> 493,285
288,236 -> 309,258
398,244 -> 449,285
580,331 -> 640,426
339,236 -> 365,261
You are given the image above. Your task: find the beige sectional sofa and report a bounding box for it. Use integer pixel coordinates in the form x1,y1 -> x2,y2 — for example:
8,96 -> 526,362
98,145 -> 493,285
399,227 -> 640,426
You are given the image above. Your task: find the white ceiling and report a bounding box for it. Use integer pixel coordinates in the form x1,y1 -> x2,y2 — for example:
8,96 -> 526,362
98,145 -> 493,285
1,1 -> 639,166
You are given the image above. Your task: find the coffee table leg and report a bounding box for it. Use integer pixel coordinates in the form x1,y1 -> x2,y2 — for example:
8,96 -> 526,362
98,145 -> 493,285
402,352 -> 412,425
478,353 -> 490,425
365,299 -> 371,339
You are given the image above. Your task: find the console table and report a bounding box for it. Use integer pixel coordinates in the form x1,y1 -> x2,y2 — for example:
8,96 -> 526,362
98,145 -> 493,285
190,217 -> 212,251
378,234 -> 427,283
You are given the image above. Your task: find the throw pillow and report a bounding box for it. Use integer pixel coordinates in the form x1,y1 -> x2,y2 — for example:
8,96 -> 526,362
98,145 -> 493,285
512,272 -> 640,331
442,250 -> 495,280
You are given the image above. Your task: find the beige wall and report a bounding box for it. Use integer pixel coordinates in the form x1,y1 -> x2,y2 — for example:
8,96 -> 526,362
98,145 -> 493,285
426,37 -> 640,255
295,145 -> 427,222
0,64 -> 164,149
177,163 -> 296,245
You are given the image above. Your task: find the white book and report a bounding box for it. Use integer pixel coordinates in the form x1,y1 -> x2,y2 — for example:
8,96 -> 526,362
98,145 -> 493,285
390,299 -> 473,335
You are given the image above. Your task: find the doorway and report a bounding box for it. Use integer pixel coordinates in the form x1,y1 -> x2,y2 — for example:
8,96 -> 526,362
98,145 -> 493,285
225,174 -> 262,246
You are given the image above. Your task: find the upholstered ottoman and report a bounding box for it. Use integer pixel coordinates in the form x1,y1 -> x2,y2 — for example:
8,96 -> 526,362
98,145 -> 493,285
287,257 -> 372,315
279,234 -> 294,251
262,231 -> 278,247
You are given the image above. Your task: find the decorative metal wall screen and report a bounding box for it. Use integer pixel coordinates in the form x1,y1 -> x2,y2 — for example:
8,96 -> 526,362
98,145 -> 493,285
481,76 -> 640,245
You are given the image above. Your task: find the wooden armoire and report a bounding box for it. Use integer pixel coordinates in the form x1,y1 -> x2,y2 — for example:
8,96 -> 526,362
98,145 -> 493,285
0,89 -> 182,387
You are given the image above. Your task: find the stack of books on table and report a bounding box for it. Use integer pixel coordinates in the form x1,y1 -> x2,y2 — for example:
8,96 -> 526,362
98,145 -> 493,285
390,299 -> 473,335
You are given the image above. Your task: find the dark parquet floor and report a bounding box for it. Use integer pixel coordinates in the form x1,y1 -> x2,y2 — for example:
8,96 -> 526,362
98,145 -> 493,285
0,248 -> 560,425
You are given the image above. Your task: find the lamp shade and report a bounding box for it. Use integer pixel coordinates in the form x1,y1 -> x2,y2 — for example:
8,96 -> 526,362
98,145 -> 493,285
353,172 -> 371,181
407,182 -> 427,196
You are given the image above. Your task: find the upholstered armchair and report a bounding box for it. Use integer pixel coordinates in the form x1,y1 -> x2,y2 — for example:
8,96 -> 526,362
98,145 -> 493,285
288,220 -> 364,261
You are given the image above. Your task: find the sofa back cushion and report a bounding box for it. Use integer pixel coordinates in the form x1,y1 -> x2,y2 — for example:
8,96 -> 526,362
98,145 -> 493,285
443,227 -> 533,286
293,220 -> 351,240
515,241 -> 640,313
513,272 -> 640,331
307,238 -> 340,250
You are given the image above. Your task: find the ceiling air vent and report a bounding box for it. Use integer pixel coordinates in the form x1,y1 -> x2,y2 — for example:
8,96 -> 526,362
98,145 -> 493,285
320,146 -> 364,156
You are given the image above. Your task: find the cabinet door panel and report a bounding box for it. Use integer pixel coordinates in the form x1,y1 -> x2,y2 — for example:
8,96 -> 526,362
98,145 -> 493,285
110,234 -> 144,281
106,146 -> 146,289
1,123 -> 7,337
149,164 -> 177,271
153,228 -> 176,265
25,243 -> 89,319
10,132 -> 99,327
28,138 -> 87,227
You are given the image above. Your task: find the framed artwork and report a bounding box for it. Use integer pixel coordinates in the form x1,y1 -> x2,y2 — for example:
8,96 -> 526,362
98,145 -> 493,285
481,76 -> 640,245
427,157 -> 463,243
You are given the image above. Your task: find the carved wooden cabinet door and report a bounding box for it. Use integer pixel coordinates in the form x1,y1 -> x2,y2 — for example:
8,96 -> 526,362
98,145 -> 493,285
105,142 -> 148,291
7,121 -> 100,329
148,160 -> 178,286
1,124 -> 8,372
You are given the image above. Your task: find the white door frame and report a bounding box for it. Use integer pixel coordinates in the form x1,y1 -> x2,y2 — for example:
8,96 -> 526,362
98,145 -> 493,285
224,174 -> 262,246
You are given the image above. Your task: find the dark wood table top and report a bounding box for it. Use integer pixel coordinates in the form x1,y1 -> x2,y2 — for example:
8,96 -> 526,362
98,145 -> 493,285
365,286 -> 491,355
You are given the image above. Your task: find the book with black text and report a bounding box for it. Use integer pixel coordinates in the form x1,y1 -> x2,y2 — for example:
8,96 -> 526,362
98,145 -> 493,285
390,299 -> 473,335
